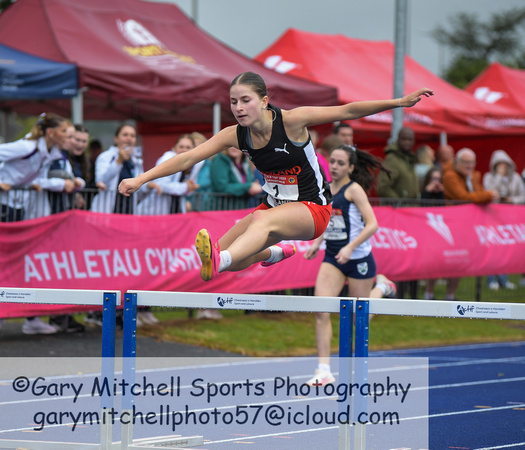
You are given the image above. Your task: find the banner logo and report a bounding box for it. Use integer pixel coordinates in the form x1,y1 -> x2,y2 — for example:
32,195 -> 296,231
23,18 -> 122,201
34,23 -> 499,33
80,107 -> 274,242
426,213 -> 454,245
473,87 -> 504,104
216,296 -> 233,307
117,19 -> 196,68
263,55 -> 300,74
457,304 -> 475,316
357,262 -> 368,276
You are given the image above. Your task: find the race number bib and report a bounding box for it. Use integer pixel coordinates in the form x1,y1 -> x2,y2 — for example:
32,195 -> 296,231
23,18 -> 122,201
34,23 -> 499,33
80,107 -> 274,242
263,174 -> 299,206
324,209 -> 348,240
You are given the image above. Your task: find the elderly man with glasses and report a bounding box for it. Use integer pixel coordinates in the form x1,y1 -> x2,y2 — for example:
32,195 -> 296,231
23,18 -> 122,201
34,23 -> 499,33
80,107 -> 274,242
443,148 -> 499,204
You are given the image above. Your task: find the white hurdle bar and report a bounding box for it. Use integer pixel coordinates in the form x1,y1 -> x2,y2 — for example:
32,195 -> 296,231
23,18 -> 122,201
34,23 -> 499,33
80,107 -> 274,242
126,290 -> 344,313
350,297 -> 525,449
360,297 -> 525,320
352,297 -> 525,362
0,288 -> 121,450
349,297 -> 525,360
0,287 -> 121,306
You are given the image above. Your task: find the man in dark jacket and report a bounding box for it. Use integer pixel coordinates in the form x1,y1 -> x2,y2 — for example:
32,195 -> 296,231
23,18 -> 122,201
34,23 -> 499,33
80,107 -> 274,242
376,127 -> 419,299
377,127 -> 419,200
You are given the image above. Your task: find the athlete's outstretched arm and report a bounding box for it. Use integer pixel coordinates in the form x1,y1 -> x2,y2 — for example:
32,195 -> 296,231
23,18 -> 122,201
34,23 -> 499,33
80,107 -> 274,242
287,88 -> 434,130
119,126 -> 237,196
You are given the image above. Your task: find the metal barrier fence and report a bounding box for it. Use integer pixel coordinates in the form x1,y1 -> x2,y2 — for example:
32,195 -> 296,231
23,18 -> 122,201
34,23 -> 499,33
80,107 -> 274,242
1,187 -> 473,222
0,188 -> 266,221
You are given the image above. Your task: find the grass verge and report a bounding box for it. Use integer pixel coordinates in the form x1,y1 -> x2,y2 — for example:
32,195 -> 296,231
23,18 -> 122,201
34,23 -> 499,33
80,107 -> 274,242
139,308 -> 525,357
138,276 -> 525,356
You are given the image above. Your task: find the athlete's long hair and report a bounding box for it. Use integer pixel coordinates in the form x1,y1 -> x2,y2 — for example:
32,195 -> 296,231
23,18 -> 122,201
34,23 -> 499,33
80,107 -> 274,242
336,144 -> 391,192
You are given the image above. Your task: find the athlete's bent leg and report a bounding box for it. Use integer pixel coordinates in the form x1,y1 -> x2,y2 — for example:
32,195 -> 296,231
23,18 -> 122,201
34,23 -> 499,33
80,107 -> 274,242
223,202 -> 315,272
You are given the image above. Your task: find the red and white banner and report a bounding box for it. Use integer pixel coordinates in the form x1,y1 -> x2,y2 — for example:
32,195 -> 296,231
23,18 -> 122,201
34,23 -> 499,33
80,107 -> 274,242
371,204 -> 525,280
1,205 -> 524,318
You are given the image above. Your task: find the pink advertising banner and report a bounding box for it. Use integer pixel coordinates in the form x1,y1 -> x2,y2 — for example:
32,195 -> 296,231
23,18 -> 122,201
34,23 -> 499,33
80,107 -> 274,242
1,205 -> 524,318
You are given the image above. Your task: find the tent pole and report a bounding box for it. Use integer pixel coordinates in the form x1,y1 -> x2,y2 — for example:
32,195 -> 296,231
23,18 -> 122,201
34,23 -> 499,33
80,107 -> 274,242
213,101 -> 221,135
71,91 -> 83,124
71,87 -> 88,124
391,0 -> 408,143
191,0 -> 199,24
440,131 -> 448,146
1,110 -> 8,143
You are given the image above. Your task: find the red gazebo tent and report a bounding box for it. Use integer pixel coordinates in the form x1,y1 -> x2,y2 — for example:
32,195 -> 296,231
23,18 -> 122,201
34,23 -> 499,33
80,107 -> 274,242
255,29 -> 525,171
0,0 -> 338,166
465,62 -> 525,114
0,0 -> 338,122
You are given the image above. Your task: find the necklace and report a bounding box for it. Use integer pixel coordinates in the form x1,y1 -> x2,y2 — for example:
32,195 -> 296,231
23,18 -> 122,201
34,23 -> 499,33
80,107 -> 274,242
250,108 -> 276,133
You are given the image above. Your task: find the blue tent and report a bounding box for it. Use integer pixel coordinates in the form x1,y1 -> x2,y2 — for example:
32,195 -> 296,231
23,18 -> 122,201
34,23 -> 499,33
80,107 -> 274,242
0,43 -> 77,99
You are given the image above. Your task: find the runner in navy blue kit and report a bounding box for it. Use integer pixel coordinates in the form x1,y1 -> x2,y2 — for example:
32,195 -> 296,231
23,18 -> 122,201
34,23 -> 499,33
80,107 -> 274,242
119,72 -> 433,281
304,145 -> 397,386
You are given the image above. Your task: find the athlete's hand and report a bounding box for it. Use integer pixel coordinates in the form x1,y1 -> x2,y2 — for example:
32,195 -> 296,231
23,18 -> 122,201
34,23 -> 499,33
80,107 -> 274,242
335,246 -> 353,264
304,245 -> 319,260
119,177 -> 141,196
400,88 -> 434,108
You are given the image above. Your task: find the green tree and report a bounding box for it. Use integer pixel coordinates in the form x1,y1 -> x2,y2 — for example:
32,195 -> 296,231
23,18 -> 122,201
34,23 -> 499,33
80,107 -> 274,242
433,8 -> 525,88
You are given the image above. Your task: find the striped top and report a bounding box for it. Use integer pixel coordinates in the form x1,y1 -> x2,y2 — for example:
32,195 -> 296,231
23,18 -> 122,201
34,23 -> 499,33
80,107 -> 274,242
324,181 -> 371,259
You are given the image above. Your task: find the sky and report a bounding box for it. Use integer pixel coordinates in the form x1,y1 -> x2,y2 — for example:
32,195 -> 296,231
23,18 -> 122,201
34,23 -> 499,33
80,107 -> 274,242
150,0 -> 525,76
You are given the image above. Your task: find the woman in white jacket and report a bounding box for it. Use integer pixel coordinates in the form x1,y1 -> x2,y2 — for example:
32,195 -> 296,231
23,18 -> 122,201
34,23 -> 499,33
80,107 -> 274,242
26,124 -> 85,219
137,134 -> 203,215
0,113 -> 72,222
483,149 -> 525,205
91,124 -> 146,214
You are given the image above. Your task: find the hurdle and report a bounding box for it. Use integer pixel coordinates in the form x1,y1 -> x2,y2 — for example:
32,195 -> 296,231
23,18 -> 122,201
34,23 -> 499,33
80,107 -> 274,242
349,297 -> 525,450
352,297 -> 525,357
123,291 -> 525,450
122,290 -> 351,449
0,287 -> 120,450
